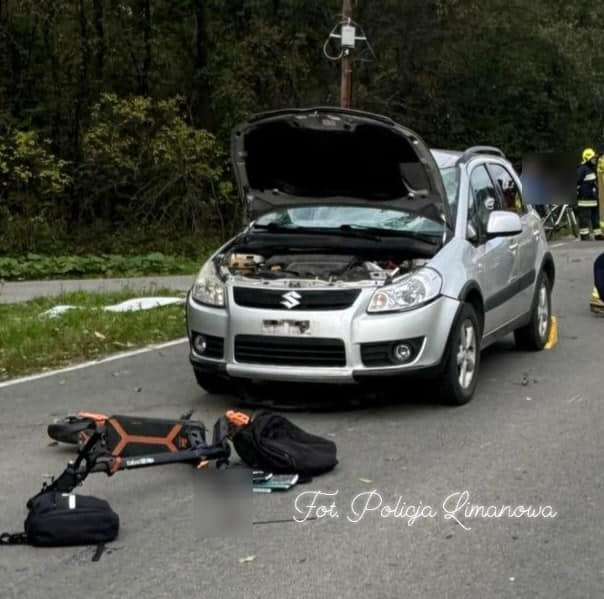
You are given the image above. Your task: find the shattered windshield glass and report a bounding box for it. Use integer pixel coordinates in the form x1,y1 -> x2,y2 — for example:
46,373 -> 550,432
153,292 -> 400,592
255,205 -> 444,235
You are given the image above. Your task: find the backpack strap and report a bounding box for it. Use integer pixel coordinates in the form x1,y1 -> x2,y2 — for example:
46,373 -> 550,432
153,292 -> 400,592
0,532 -> 28,545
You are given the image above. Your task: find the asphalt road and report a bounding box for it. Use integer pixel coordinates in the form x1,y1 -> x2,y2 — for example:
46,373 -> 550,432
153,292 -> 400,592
0,275 -> 195,303
0,240 -> 602,599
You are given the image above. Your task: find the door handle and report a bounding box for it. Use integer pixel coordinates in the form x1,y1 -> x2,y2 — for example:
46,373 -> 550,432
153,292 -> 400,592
508,242 -> 519,252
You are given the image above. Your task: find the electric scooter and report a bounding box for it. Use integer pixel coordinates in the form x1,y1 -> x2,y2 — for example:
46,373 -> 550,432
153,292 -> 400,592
39,410 -> 250,497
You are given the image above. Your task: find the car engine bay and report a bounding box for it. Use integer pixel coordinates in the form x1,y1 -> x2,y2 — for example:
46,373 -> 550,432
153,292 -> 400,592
216,250 -> 429,287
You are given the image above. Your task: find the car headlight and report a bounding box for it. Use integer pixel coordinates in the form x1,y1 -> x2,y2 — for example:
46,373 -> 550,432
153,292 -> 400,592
191,259 -> 226,307
368,268 -> 442,313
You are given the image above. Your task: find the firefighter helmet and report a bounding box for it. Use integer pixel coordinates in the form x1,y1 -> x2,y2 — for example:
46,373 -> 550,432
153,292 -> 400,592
582,147 -> 596,163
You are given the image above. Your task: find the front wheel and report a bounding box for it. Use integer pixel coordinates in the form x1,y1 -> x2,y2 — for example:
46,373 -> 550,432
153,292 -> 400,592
440,303 -> 481,406
514,272 -> 551,350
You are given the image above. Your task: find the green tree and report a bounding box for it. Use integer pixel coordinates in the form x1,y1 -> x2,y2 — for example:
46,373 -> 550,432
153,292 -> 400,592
81,93 -> 235,236
0,129 -> 71,252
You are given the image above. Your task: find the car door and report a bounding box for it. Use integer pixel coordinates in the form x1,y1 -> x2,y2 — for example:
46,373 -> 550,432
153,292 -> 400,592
487,162 -> 537,315
466,164 -> 517,334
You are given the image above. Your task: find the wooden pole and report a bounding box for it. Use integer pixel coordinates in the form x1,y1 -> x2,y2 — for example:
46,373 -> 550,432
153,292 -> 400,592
340,0 -> 353,108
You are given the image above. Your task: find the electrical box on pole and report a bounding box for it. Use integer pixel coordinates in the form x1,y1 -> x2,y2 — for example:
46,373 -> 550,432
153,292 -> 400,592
322,1 -> 375,108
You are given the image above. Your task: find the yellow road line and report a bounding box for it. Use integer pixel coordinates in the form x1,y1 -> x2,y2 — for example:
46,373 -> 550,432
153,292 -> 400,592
545,316 -> 558,349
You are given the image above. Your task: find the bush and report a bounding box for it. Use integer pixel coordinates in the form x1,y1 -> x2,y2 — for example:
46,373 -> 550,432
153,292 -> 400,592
0,253 -> 206,281
0,130 -> 72,253
81,94 -> 239,238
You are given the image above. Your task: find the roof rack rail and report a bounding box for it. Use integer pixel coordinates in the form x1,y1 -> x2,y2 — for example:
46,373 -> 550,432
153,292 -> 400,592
458,146 -> 505,163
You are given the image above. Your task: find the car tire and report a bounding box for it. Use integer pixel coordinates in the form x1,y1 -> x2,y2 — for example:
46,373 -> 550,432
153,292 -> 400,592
440,303 -> 481,406
514,272 -> 551,350
193,370 -> 233,394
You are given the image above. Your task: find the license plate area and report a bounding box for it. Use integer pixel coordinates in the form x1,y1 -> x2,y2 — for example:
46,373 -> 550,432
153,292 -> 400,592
262,319 -> 311,336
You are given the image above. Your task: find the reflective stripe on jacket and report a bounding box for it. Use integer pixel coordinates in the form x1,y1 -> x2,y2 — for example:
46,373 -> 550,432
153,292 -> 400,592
577,198 -> 598,207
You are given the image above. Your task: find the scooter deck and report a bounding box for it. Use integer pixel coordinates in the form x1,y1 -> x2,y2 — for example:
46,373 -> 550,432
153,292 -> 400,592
105,415 -> 206,457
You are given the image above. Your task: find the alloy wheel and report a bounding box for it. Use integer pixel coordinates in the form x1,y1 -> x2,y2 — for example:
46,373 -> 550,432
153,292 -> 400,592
456,319 -> 477,389
537,283 -> 549,340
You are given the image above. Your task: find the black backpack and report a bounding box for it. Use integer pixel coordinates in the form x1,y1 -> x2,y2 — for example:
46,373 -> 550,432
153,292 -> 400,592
232,412 -> 337,479
25,492 -> 119,547
2,492 -> 119,548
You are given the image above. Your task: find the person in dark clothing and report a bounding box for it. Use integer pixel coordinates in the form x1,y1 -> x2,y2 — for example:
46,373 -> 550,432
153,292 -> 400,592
590,252 -> 604,314
521,158 -> 547,217
576,147 -> 603,240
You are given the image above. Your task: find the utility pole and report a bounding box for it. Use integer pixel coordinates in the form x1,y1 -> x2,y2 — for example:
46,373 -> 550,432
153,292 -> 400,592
340,0 -> 353,108
323,2 -> 373,108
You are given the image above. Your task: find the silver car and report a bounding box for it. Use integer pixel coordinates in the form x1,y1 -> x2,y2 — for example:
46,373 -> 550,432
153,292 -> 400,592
186,108 -> 554,404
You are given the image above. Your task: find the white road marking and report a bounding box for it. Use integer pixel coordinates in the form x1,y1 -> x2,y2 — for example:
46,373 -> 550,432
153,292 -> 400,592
0,337 -> 188,389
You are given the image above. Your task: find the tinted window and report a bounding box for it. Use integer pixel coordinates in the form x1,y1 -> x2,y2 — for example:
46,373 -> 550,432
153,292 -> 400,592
489,164 -> 525,215
469,165 -> 498,231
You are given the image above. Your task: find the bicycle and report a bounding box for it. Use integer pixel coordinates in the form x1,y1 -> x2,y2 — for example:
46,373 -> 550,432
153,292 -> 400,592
541,203 -> 579,240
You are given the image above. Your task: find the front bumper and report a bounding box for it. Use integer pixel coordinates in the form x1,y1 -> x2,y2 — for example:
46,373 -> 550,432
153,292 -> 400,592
186,287 -> 460,383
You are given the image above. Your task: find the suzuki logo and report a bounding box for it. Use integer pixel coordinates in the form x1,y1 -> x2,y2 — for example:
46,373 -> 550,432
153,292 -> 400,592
280,291 -> 302,309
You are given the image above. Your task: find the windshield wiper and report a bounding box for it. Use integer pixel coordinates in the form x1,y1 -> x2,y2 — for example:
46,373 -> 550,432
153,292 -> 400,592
339,225 -> 441,245
253,222 -> 381,241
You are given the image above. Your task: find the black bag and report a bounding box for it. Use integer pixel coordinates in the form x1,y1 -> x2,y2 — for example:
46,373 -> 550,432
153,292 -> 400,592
24,492 -> 119,547
232,412 -> 337,478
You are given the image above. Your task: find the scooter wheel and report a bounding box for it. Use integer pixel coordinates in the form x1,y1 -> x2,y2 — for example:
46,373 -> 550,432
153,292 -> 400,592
48,416 -> 96,445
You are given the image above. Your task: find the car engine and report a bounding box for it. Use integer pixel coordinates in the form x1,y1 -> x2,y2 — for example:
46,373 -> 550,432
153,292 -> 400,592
220,252 -> 427,285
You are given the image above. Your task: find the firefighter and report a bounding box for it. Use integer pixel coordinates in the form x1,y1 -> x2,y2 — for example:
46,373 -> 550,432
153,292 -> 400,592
576,147 -> 603,240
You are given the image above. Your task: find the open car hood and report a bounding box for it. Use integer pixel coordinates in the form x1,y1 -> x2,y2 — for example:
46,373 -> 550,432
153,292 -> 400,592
231,107 -> 451,228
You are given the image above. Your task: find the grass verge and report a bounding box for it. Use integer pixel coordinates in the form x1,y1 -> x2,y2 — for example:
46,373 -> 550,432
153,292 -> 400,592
0,288 -> 187,380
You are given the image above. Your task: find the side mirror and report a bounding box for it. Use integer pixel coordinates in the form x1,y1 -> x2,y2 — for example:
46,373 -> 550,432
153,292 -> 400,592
486,210 -> 522,238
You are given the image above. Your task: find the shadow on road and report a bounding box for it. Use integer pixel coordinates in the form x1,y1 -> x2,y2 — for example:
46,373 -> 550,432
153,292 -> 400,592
198,337 -> 520,413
